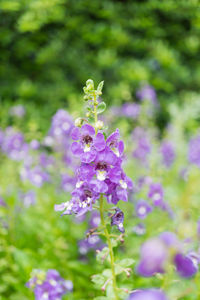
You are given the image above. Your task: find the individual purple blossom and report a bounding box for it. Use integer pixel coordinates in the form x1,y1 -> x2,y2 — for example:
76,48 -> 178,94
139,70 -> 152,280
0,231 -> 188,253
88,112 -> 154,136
135,200 -> 152,219
137,238 -> 168,277
55,181 -> 100,217
49,109 -> 73,137
174,252 -> 199,278
28,167 -> 49,188
121,103 -> 140,119
132,223 -> 146,236
1,128 -> 28,161
128,289 -> 168,300
188,135 -> 200,168
9,104 -> 26,118
71,124 -> 106,163
26,269 -> 73,300
30,139 -> 40,150
111,208 -> 125,233
132,127 -> 151,165
20,190 -> 36,207
160,141 -> 175,168
39,153 -> 54,169
136,84 -> 157,105
78,234 -> 104,255
159,231 -> 179,248
148,183 -> 164,206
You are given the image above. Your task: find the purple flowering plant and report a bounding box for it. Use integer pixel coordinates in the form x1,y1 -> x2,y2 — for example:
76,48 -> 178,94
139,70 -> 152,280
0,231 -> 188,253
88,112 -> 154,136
54,80 -> 134,299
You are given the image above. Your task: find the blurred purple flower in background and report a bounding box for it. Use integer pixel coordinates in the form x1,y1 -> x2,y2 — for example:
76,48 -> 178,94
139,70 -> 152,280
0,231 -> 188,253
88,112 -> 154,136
188,135 -> 200,168
128,289 -> 168,300
132,127 -> 151,165
26,269 -> 73,300
135,200 -> 152,219
20,190 -> 36,207
148,183 -> 164,207
121,103 -> 140,119
136,84 -> 157,106
160,141 -> 176,168
9,105 -> 26,118
137,237 -> 168,277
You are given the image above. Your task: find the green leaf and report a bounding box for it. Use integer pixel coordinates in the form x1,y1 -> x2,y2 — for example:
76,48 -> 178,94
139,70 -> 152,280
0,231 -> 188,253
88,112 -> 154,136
94,297 -> 108,300
96,247 -> 109,263
91,274 -> 105,287
118,258 -> 135,268
110,238 -> 118,248
97,81 -> 104,95
97,102 -> 106,114
102,269 -> 112,278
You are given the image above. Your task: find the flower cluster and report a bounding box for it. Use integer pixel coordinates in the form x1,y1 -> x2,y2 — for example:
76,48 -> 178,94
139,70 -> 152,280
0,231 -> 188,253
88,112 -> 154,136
55,125 -> 132,218
26,269 -> 73,300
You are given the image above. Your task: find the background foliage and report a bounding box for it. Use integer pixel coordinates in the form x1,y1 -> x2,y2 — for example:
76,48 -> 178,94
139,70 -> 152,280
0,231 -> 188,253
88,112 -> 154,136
0,0 -> 200,128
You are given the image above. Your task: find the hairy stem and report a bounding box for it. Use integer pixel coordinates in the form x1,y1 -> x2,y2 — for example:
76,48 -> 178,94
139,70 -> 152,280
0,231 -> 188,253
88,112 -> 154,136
99,194 -> 119,300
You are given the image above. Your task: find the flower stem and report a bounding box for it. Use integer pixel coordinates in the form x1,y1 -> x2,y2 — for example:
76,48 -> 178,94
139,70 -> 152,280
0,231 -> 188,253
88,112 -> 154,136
93,93 -> 98,133
99,194 -> 119,300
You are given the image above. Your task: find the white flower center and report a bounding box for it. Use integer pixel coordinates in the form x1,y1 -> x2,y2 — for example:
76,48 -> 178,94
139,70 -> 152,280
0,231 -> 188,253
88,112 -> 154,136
97,170 -> 107,181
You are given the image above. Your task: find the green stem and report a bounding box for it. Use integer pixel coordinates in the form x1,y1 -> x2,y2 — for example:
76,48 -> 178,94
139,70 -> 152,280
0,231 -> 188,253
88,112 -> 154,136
93,93 -> 98,133
99,194 -> 119,300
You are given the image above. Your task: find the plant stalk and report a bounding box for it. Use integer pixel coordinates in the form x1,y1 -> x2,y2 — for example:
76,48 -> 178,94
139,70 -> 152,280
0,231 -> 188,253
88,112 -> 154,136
99,194 -> 119,300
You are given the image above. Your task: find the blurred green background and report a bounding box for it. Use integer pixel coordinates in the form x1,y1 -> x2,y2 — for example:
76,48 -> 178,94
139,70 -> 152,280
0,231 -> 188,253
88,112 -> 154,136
0,0 -> 200,129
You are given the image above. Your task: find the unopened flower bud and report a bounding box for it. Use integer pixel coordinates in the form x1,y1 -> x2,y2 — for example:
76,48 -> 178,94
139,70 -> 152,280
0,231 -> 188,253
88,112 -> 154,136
74,117 -> 83,127
95,120 -> 104,130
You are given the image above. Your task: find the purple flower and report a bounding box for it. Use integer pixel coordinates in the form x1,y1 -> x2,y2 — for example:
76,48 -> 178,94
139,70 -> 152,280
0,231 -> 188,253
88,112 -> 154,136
121,103 -> 140,119
49,109 -> 73,137
78,234 -> 104,255
71,124 -> 105,163
135,200 -> 152,219
137,238 -> 168,277
174,253 -> 199,278
132,223 -> 146,236
20,190 -> 36,207
128,289 -> 168,300
159,231 -> 179,248
28,167 -> 49,188
55,125 -> 133,216
9,104 -> 26,118
26,269 -> 73,300
188,135 -> 200,168
148,183 -> 164,206
30,139 -> 40,150
106,129 -> 124,158
136,84 -> 157,105
132,127 -> 151,165
160,141 -> 175,168
1,128 -> 28,161
111,208 -> 125,233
